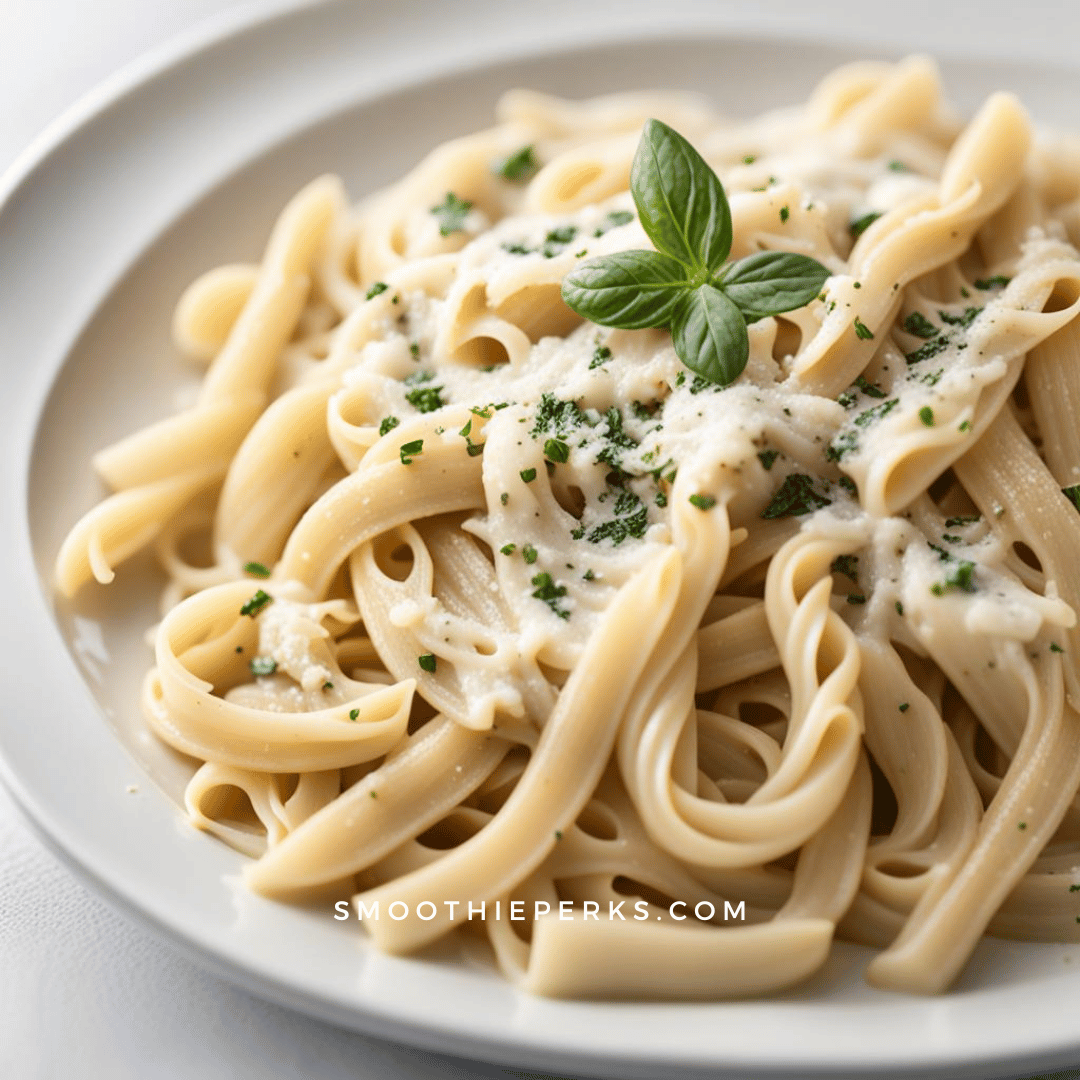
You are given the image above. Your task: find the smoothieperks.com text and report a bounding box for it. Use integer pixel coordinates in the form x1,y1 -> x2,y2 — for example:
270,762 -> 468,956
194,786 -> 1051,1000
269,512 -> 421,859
334,899 -> 747,922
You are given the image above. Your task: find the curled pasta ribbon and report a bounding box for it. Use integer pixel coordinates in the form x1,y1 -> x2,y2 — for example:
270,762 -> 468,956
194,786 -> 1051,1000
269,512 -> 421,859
185,763 -> 339,859
56,176 -> 341,596
145,580 -> 411,771
790,92 -> 1032,396
278,409 -> 487,598
353,545 -> 683,954
245,716 -> 509,896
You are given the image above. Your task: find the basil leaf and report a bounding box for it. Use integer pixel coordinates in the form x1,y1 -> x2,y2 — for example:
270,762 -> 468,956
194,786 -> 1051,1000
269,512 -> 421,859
670,284 -> 748,387
631,119 -> 732,273
717,251 -> 830,321
561,250 -> 688,329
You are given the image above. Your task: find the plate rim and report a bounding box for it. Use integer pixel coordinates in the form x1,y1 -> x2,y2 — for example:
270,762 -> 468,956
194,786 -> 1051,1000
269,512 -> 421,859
5,4 -> 1080,1077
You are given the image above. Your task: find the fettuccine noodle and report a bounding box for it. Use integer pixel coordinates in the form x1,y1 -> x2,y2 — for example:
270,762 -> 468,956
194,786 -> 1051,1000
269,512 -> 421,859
56,56 -> 1080,998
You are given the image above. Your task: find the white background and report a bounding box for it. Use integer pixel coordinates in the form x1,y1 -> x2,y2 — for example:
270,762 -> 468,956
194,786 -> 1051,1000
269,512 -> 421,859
4,1 -> 1080,1078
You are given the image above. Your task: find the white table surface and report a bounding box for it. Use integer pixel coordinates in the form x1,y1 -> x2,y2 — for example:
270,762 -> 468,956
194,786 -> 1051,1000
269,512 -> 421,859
5,2 -> 1080,1078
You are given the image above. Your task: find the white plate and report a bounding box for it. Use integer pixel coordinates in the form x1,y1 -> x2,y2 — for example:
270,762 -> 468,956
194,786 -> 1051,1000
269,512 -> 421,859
5,2 -> 1080,1076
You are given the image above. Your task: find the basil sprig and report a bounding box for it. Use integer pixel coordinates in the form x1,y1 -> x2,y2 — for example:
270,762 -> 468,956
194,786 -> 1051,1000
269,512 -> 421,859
561,119 -> 831,387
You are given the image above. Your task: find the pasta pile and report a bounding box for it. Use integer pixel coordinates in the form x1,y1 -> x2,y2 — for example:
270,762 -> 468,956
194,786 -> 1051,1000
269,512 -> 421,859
56,56 -> 1080,998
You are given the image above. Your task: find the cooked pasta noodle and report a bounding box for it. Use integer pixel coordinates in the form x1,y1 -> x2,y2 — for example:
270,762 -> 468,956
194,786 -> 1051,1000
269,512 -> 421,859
57,55 -> 1080,999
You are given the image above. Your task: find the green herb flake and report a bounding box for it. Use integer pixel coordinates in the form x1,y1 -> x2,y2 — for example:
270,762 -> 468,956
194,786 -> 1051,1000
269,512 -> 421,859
542,225 -> 578,258
378,416 -> 400,437
519,467 -> 537,483
399,439 -> 424,465
406,384 -> 445,413
895,600 -> 904,615
522,544 -> 538,565
850,211 -> 883,238
903,311 -> 938,339
530,572 -> 570,619
249,656 -> 277,676
322,681 -> 333,691
589,344 -> 612,369
500,543 -> 516,555
757,449 -> 779,470
854,375 -> 886,398
847,593 -> 866,604
1051,643 -> 1065,653
942,560 -> 977,594
430,191 -> 472,236
742,154 -> 756,165
240,589 -> 273,618
544,437 -> 570,464
499,492 -> 508,505
689,493 -> 716,511
1063,485 -> 1080,512
958,420 -> 972,433
905,336 -> 950,365
418,653 -> 437,673
349,708 -> 360,721
919,406 -> 934,426
945,515 -> 980,528
761,474 -> 832,518
853,317 -> 874,340
467,441 -> 484,457
1018,821 -> 1027,831
494,144 -> 538,182
898,702 -> 910,712
974,275 -> 1010,290
831,554 -> 859,582
939,306 -> 982,329
854,398 -> 899,429
409,341 -> 420,359
365,281 -> 389,300
887,160 -> 909,172
779,206 -> 790,223
243,561 -> 271,578
593,209 -> 634,237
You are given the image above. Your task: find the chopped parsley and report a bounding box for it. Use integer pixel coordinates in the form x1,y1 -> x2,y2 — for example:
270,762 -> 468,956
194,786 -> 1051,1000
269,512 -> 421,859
543,438 -> 570,463
905,336 -> 949,365
500,543 -> 516,555
689,493 -> 716,510
522,544 -> 538,564
243,561 -> 271,578
974,275 -> 1010,290
779,206 -> 790,223
831,554 -> 859,582
853,317 -> 874,340
930,560 -> 977,595
919,406 -> 934,426
854,398 -> 899,428
322,681 -> 333,691
850,211 -> 882,238
938,306 -> 982,329
898,702 -> 910,712
589,344 -> 612,369
405,384 -> 444,413
945,515 -> 980,527
519,467 -> 537,483
757,449 -> 779,471
430,192 -> 472,236
530,572 -> 570,619
542,225 -> 578,258
378,416 -> 400,437
1051,643 -> 1065,653
847,593 -> 866,604
593,209 -> 634,237
855,375 -> 886,398
240,590 -> 272,617
409,341 -> 420,359
365,281 -> 389,300
887,160 -> 909,172
399,439 -> 424,465
494,144 -> 538,182
582,490 -> 649,546
1063,485 -> 1080,512
895,600 -> 904,615
349,708 -> 360,721
761,474 -> 832,518
418,653 -> 437,673
249,656 -> 277,676
903,311 -> 938,339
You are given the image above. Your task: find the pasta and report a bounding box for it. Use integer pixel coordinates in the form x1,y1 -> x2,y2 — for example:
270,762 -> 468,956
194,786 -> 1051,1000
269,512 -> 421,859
55,55 -> 1080,999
